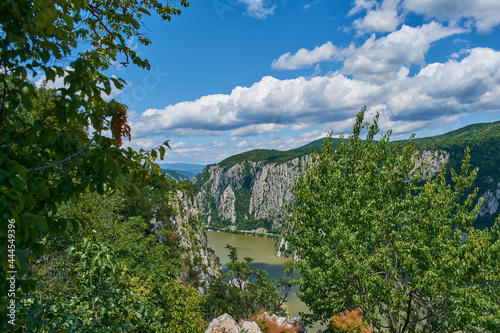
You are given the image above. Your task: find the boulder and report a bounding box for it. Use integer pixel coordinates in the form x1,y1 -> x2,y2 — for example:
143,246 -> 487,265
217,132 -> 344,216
205,314 -> 240,333
239,320 -> 262,333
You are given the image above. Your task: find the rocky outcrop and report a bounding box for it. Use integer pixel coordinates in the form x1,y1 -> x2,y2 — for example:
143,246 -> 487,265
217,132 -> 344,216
196,146 -> 499,245
205,312 -> 307,333
477,178 -> 500,218
411,150 -> 450,179
195,156 -> 312,231
249,157 -> 312,228
152,190 -> 221,292
205,314 -> 240,333
239,321 -> 261,333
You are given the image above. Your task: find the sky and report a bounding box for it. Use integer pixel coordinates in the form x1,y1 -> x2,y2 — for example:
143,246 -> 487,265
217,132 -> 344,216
87,0 -> 500,164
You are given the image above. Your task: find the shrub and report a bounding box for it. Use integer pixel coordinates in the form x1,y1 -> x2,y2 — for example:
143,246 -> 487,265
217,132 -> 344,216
245,309 -> 300,333
331,308 -> 373,333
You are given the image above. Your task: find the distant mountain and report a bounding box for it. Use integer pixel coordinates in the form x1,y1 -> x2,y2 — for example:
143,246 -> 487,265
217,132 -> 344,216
195,121 -> 500,234
160,163 -> 204,176
159,163 -> 205,180
161,169 -> 190,182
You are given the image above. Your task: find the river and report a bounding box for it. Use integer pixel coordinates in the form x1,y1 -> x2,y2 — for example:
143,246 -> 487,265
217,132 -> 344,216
206,230 -> 324,332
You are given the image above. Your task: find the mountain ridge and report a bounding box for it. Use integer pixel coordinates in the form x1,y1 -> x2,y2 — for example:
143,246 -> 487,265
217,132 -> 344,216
195,121 -> 500,235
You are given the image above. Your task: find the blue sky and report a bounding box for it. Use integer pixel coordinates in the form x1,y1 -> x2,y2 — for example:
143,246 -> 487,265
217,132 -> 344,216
92,0 -> 500,164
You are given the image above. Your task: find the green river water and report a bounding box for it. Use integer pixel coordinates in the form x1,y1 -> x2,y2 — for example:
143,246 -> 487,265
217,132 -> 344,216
206,230 -> 324,332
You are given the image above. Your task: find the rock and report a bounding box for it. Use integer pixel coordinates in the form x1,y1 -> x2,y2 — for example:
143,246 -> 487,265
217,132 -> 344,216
290,316 -> 307,333
195,156 -> 312,234
477,182 -> 500,217
239,321 -> 262,333
153,190 -> 221,291
205,314 -> 240,333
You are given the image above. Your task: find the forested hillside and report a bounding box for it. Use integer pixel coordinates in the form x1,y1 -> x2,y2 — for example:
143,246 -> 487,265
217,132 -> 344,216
29,176 -> 220,331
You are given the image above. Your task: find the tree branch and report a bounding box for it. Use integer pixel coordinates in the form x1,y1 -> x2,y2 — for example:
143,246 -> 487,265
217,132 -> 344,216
28,129 -> 99,173
400,290 -> 414,333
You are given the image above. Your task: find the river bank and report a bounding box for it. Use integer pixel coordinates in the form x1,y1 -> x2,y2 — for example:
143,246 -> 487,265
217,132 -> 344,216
206,230 -> 324,332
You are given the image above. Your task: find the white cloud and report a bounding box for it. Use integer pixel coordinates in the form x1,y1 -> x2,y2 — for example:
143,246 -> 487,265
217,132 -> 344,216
342,22 -> 465,81
351,0 -> 403,34
235,140 -> 250,148
133,47 -> 500,145
230,123 -> 289,136
303,0 -> 321,10
133,74 -> 381,139
348,0 -> 378,16
239,0 -> 276,19
403,0 -> 500,32
272,42 -> 343,69
272,22 -> 464,82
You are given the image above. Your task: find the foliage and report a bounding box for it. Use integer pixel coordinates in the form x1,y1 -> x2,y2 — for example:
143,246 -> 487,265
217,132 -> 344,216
0,0 -> 188,323
16,236 -> 157,332
205,245 -> 294,321
331,308 -> 373,333
286,107 -> 500,332
157,277 -> 207,333
24,175 -> 209,331
246,309 -> 300,333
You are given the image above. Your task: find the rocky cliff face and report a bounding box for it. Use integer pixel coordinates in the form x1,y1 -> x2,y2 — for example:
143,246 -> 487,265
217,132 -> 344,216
411,150 -> 450,179
152,190 -> 220,292
195,147 -> 499,241
194,155 -> 313,232
478,177 -> 500,218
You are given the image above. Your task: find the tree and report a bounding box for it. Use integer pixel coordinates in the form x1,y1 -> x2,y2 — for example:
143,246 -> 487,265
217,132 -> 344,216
205,245 -> 295,321
286,107 -> 500,332
0,0 -> 188,327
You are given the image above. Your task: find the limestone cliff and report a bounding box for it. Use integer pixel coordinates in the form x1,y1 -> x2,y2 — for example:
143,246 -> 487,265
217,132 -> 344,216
151,189 -> 220,292
195,144 -> 499,250
478,177 -> 500,218
194,155 -> 313,232
195,121 -> 500,245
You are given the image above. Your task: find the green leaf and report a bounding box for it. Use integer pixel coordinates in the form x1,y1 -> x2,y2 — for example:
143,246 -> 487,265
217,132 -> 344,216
137,8 -> 151,15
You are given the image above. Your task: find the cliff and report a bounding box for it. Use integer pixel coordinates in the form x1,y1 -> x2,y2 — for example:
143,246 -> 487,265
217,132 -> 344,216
152,189 -> 221,292
194,155 -> 313,232
194,121 -> 500,240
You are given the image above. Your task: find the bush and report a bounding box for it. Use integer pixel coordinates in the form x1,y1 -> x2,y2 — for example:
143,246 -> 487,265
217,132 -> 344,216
331,308 -> 373,333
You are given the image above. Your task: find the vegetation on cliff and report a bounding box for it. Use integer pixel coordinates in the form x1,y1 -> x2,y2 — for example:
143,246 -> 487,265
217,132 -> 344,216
195,120 -> 500,232
19,175 -> 213,331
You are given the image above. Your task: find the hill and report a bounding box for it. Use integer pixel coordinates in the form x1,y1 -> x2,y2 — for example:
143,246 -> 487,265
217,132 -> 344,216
195,121 -> 500,232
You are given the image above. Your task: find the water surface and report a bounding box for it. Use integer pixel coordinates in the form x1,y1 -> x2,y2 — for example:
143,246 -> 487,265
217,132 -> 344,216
206,230 -> 323,332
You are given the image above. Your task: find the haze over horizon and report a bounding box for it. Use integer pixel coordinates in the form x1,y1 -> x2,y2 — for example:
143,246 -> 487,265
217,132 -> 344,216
44,0 -> 500,164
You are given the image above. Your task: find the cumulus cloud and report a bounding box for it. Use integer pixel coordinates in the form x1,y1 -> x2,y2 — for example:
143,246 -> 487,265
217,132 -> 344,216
351,0 -> 403,34
403,0 -> 500,32
272,42 -> 343,69
271,22 -> 464,81
133,74 -> 381,138
348,0 -> 379,16
239,0 -> 276,19
342,22 -> 465,81
133,47 -> 500,143
348,0 -> 500,34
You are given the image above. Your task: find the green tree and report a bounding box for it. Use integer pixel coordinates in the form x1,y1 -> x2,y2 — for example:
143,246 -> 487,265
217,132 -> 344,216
286,107 -> 500,332
205,245 -> 295,321
30,182 -> 207,331
0,0 -> 187,324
